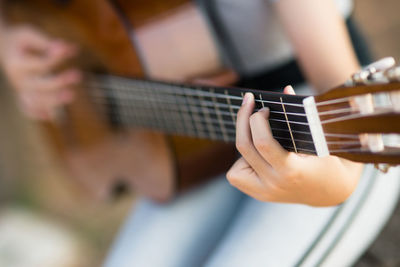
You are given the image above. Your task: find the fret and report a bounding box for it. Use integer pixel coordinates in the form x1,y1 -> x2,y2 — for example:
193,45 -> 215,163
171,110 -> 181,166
123,82 -> 141,126
225,89 -> 237,126
100,78 -> 124,127
116,100 -> 237,128
184,88 -> 208,139
210,88 -> 229,142
130,83 -> 150,127
119,80 -> 175,132
146,82 -> 169,131
110,90 -> 239,118
113,79 -> 132,126
160,83 -> 193,135
148,82 -> 185,133
197,88 -> 218,140
164,84 -> 194,136
142,82 -> 168,131
174,85 -> 198,137
259,94 -> 265,108
129,88 -> 160,128
280,96 -> 298,153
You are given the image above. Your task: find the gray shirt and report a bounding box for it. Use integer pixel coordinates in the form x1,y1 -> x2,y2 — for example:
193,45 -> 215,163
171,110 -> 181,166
213,0 -> 354,75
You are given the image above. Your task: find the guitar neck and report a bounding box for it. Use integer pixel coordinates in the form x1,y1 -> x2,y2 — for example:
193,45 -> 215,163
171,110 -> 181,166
89,75 -> 317,155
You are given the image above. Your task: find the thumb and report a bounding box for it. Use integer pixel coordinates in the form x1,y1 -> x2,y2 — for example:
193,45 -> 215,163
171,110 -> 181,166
283,85 -> 296,95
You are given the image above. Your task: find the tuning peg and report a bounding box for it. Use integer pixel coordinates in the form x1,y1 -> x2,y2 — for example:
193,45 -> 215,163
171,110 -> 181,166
348,69 -> 372,85
385,66 -> 400,82
345,57 -> 396,86
365,57 -> 395,72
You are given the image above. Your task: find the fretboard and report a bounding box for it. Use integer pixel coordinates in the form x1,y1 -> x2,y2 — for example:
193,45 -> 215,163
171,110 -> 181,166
89,75 -> 317,155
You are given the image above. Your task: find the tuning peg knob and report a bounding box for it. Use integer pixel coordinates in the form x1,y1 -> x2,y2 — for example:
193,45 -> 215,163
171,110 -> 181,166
385,66 -> 400,82
349,69 -> 370,85
345,57 -> 397,86
365,57 -> 396,72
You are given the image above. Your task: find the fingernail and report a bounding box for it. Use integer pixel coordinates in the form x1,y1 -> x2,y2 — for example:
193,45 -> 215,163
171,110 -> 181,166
50,41 -> 64,50
242,92 -> 252,106
60,90 -> 74,102
67,70 -> 82,82
284,85 -> 295,95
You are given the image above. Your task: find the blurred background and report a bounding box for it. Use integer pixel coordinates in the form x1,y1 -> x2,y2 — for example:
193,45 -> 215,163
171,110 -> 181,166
0,0 -> 400,266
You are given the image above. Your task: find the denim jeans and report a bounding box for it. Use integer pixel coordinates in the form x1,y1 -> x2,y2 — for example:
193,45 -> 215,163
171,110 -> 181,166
104,165 -> 400,267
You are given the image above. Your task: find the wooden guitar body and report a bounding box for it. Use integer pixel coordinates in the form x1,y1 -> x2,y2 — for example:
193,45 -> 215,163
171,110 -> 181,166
4,0 -> 237,202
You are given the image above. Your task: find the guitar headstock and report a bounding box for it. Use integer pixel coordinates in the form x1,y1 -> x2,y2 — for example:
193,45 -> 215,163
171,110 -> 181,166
303,58 -> 400,166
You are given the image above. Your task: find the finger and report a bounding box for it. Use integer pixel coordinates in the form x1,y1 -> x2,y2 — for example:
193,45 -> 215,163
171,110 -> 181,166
236,92 -> 271,174
227,158 -> 277,201
47,41 -> 78,61
19,92 -> 54,120
18,27 -> 53,52
21,43 -> 79,74
19,26 -> 77,54
20,88 -> 73,120
25,70 -> 81,92
227,157 -> 263,191
23,88 -> 74,109
283,85 -> 295,95
249,108 -> 289,169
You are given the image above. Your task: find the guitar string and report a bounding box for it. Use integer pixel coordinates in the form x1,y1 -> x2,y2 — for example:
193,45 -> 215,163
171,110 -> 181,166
90,94 -> 318,146
90,79 -> 307,107
78,77 -> 364,151
90,90 -> 307,117
315,96 -> 352,106
111,112 -> 360,150
112,112 -> 360,146
320,110 -> 391,124
318,107 -> 354,116
112,114 -> 360,152
86,82 -> 362,139
91,75 -> 357,109
93,73 -> 390,131
89,83 -> 309,116
91,94 -> 311,126
100,94 -> 358,126
89,91 -> 360,146
64,111 -> 363,153
88,81 -> 362,122
90,92 -> 318,133
88,84 -> 356,126
328,147 -> 371,153
100,102 -> 315,144
90,76 -> 381,154
89,88 -> 360,140
88,84 -> 312,139
107,106 -> 348,145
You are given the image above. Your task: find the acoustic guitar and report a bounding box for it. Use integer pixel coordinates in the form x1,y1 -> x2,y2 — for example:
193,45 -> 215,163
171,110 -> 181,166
4,0 -> 400,202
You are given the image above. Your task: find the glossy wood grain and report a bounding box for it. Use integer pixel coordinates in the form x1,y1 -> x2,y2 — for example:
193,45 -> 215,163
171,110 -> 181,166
4,0 -> 235,202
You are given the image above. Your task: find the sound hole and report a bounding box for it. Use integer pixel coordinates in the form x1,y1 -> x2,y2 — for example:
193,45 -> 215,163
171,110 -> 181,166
111,179 -> 130,200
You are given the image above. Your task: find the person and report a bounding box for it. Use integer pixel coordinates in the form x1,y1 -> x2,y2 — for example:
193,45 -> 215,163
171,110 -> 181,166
1,0 -> 399,266
0,0 -> 363,205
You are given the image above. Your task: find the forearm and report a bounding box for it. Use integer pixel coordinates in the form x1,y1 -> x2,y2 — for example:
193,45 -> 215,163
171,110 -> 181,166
0,0 -> 5,30
0,1 -> 8,63
274,0 -> 360,93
